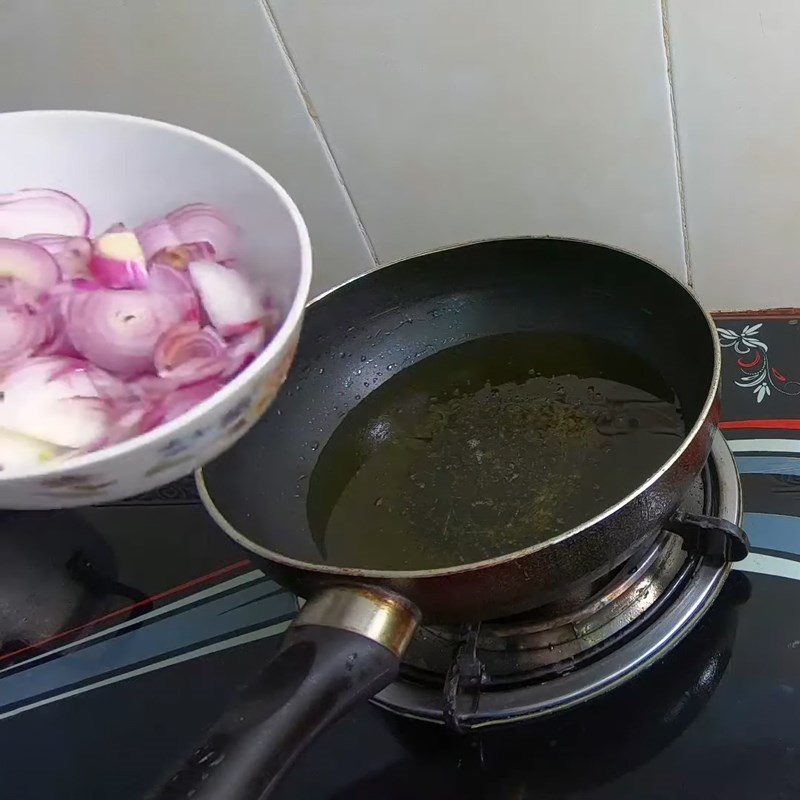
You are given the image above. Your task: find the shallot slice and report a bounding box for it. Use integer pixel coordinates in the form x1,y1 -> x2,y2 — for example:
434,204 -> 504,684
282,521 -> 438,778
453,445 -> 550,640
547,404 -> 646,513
58,238 -> 93,280
136,204 -> 237,261
135,217 -> 181,259
37,322 -> 80,359
154,321 -> 227,384
0,189 -> 89,238
222,324 -> 268,377
90,230 -> 148,289
65,289 -> 185,375
0,238 -> 60,291
0,357 -> 110,448
0,189 -> 277,465
188,260 -> 263,337
149,241 -> 215,271
99,398 -> 158,445
0,306 -> 48,366
21,233 -> 69,254
0,278 -> 42,310
0,427 -> 68,473
49,357 -> 132,401
161,379 -> 225,423
125,372 -> 181,402
166,204 -> 237,261
24,234 -> 93,280
148,264 -> 200,322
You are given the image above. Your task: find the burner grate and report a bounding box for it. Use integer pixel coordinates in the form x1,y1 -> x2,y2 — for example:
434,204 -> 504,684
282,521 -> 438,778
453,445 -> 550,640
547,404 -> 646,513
372,432 -> 744,729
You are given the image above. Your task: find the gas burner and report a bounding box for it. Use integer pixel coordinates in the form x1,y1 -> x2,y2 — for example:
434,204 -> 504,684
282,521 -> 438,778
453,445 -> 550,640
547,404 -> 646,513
403,531 -> 690,686
0,510 -> 150,663
372,431 -> 743,729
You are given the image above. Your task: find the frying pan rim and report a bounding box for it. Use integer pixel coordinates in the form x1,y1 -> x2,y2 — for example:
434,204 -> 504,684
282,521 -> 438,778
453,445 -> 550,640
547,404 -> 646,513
196,236 -> 721,579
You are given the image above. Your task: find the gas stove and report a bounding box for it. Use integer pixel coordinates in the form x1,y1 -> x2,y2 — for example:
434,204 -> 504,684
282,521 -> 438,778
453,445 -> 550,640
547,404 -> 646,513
287,568 -> 755,800
375,433 -> 743,730
2,312 -> 800,800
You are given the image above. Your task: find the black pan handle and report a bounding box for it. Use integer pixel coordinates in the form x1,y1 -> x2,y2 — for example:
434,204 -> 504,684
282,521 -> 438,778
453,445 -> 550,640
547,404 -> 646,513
666,511 -> 750,562
152,586 -> 419,800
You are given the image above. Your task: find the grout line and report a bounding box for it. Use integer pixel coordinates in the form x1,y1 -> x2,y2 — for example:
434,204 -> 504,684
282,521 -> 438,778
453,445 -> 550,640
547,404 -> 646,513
660,0 -> 693,287
260,0 -> 380,268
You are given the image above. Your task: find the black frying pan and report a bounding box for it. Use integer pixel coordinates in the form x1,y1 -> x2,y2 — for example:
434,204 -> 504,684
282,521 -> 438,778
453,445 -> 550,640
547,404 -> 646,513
155,239 -> 747,800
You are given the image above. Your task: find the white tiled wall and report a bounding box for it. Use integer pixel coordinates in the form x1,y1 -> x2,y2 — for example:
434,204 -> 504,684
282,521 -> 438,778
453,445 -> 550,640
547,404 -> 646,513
666,0 -> 800,311
269,0 -> 688,279
2,0 -> 796,310
0,0 -> 374,295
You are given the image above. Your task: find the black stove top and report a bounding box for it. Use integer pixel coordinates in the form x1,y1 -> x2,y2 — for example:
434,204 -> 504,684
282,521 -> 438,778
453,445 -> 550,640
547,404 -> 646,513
3,313 -> 800,799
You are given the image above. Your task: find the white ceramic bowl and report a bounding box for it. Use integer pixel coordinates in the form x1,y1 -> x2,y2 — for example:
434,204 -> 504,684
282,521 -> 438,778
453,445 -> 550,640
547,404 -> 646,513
0,110 -> 311,509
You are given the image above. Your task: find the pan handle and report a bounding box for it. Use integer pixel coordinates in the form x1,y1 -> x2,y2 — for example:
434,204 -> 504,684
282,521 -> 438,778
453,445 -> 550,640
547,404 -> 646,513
152,586 -> 419,800
666,511 -> 750,562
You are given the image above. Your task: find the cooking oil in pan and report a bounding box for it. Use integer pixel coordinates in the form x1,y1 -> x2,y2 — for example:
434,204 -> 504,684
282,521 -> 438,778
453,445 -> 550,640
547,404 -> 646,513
307,332 -> 686,571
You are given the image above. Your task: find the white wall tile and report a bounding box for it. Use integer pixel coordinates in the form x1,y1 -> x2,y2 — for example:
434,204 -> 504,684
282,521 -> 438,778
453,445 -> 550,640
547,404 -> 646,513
270,0 -> 686,279
0,0 -> 374,294
668,0 -> 800,310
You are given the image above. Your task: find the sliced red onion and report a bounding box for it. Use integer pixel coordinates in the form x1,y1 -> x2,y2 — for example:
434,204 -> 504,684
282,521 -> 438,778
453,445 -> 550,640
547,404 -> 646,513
166,204 -> 237,261
35,293 -> 76,357
0,307 -> 48,366
0,357 -> 110,448
0,188 -> 89,238
98,398 -> 158,444
0,427 -> 68,474
222,323 -> 268,377
65,289 -> 184,375
148,263 -> 200,321
0,191 -> 275,460
16,356 -> 98,393
48,397 -> 110,448
188,260 -> 263,337
136,204 -> 237,262
37,326 -> 77,358
149,241 -> 215,272
0,238 -> 60,291
154,321 -> 228,384
135,217 -> 181,259
125,378 -> 222,435
22,233 -> 68,254
0,278 -> 42,311
90,231 -> 148,289
21,357 -> 142,449
160,379 -> 225,425
50,278 -> 105,295
57,237 -> 93,280
23,234 -> 93,280
113,401 -> 149,433
48,357 -> 133,402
